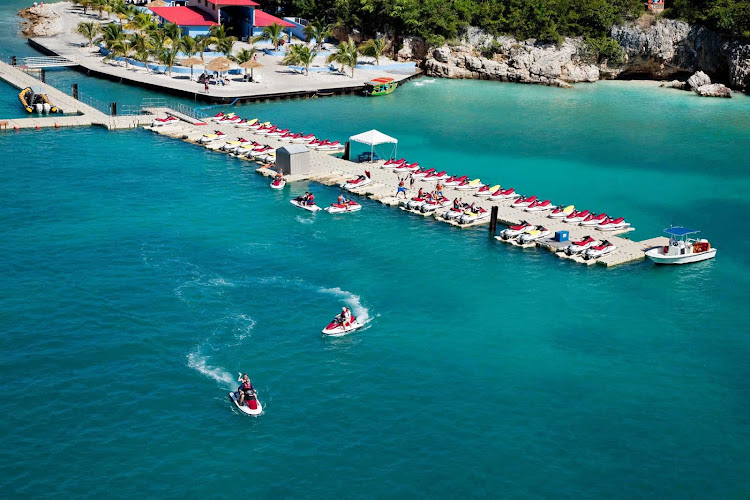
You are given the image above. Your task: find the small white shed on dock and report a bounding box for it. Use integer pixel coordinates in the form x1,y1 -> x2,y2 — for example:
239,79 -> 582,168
276,144 -> 310,175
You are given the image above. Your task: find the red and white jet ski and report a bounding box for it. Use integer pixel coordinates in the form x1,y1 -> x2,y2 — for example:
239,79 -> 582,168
394,162 -> 420,173
382,158 -> 406,169
405,196 -> 427,210
343,171 -> 372,190
579,213 -> 608,226
475,184 -> 500,197
290,133 -> 316,143
270,176 -> 285,190
151,115 -> 179,127
443,175 -> 468,187
548,205 -> 575,218
498,220 -> 533,240
596,217 -> 630,231
458,207 -> 489,225
584,240 -> 616,260
229,389 -> 263,416
322,314 -> 363,336
325,200 -> 362,213
518,225 -> 552,243
290,197 -> 322,212
524,199 -> 553,212
412,168 -> 436,178
512,195 -> 537,208
490,187 -> 519,200
420,196 -> 451,213
423,171 -> 448,182
563,209 -> 590,223
564,236 -> 597,255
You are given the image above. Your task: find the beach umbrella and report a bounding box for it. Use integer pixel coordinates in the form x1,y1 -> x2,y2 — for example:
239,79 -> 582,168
239,60 -> 263,80
205,57 -> 233,74
145,0 -> 168,7
178,57 -> 203,79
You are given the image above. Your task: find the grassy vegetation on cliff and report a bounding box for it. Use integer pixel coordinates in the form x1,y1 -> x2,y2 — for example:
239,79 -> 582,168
667,0 -> 750,40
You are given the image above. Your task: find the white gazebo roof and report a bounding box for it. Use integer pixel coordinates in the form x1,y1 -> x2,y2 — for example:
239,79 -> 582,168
349,129 -> 398,146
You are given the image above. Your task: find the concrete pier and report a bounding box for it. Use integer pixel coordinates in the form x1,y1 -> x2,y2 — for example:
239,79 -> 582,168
143,110 -> 668,268
0,60 -> 153,131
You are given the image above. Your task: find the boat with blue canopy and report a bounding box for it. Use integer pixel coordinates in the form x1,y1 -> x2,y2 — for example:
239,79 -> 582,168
645,226 -> 717,265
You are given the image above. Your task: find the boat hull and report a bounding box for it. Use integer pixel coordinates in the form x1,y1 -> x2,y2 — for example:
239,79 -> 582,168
645,248 -> 717,265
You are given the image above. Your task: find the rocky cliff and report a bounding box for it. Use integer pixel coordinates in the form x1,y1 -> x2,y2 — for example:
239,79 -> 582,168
420,20 -> 750,92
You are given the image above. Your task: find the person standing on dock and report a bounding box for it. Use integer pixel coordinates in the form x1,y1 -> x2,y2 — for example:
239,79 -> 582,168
409,174 -> 415,190
396,179 -> 407,199
436,181 -> 444,199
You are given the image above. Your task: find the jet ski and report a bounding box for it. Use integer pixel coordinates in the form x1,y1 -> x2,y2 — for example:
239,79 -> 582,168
290,197 -> 322,212
579,213 -> 608,226
248,146 -> 275,158
290,133 -> 316,143
325,200 -> 362,213
455,178 -> 484,191
498,220 -> 533,240
221,138 -> 249,152
404,196 -> 427,210
596,217 -> 630,231
565,236 -> 597,255
248,121 -> 271,130
458,207 -> 489,225
219,115 -> 241,123
563,209 -> 590,223
443,175 -> 468,187
235,118 -> 258,128
394,162 -> 420,173
441,205 -> 468,220
524,199 -> 553,212
548,205 -> 575,218
322,314 -> 363,336
490,187 -> 519,200
210,112 -> 231,122
475,184 -> 500,197
584,240 -> 616,260
420,196 -> 451,213
151,115 -> 179,127
315,140 -> 344,151
411,168 -> 435,178
382,158 -> 406,169
197,131 -> 226,144
229,390 -> 263,416
518,225 -> 552,243
343,172 -> 372,190
512,195 -> 537,208
270,177 -> 285,190
423,171 -> 448,182
255,125 -> 278,135
267,128 -> 290,137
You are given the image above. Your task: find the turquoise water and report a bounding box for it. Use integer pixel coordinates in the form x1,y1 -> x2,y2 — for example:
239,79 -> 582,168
0,79 -> 26,118
2,2 -> 750,498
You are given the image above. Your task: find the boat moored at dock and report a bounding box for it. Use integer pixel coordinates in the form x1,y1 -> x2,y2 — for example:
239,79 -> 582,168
645,227 -> 717,265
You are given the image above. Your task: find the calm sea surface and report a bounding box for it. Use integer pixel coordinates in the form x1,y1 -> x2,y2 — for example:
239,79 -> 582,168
1,2 -> 749,498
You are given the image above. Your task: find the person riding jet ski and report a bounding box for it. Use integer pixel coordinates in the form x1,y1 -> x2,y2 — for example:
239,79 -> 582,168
237,373 -> 256,406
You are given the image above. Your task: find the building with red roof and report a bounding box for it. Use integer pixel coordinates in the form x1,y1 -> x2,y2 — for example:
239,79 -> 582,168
149,0 -> 295,39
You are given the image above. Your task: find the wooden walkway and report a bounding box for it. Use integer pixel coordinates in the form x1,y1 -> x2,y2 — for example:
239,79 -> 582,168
144,110 -> 668,268
0,59 -> 153,131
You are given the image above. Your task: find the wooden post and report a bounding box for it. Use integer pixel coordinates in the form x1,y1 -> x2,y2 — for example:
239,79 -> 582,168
10,56 -> 17,66
110,102 -> 117,116
343,141 -> 350,161
72,83 -> 78,100
489,206 -> 498,235
40,69 -> 45,83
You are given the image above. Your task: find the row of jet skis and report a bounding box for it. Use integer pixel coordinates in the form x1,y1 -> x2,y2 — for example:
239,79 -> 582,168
385,158 -> 631,232
153,112 -> 346,153
498,221 -> 617,259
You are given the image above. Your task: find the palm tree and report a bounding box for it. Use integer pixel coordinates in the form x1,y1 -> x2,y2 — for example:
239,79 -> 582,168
179,35 -> 198,58
130,32 -> 153,72
76,21 -> 99,48
91,0 -> 109,20
95,22 -> 125,50
208,25 -> 238,56
195,34 -> 211,64
359,37 -> 387,65
127,11 -> 155,35
253,22 -> 285,51
157,44 -> 180,77
230,47 -> 257,79
282,45 -> 318,75
110,0 -> 130,25
327,40 -> 359,78
162,22 -> 182,45
303,20 -> 332,52
103,37 -> 133,67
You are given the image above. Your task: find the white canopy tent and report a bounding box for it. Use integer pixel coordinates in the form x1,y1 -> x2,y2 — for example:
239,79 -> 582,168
349,129 -> 398,162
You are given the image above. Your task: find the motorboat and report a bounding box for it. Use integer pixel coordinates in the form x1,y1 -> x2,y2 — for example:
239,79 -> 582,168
563,209 -> 590,223
394,162 -> 419,173
229,390 -> 263,416
325,200 -> 362,213
412,168 -> 435,178
512,195 -> 537,208
443,175 -> 468,187
290,133 -> 316,143
584,240 -> 616,260
524,199 -> 553,212
343,172 -> 372,190
579,213 -> 608,226
270,176 -> 285,190
290,197 -> 322,212
564,236 -> 597,255
197,131 -> 226,144
458,207 -> 489,225
382,158 -> 406,169
423,171 -> 448,182
420,196 -> 451,213
322,314 -> 363,336
548,205 -> 575,218
151,115 -> 179,127
455,178 -> 484,191
498,220 -> 533,240
645,226 -> 717,265
490,188 -> 518,200
518,225 -> 552,243
596,217 -> 631,231
475,184 -> 500,197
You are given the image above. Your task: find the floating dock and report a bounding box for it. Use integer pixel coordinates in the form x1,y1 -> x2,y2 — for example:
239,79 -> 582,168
142,111 -> 668,267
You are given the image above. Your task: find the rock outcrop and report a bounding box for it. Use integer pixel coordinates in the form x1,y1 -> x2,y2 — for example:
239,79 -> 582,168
425,37 -> 600,87
397,36 -> 428,62
687,70 -> 711,89
696,83 -> 732,97
19,4 -> 62,37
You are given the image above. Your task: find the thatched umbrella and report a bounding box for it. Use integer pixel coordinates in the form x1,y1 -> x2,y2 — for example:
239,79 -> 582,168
205,57 -> 233,74
178,57 -> 203,79
239,60 -> 263,81
145,0 -> 168,7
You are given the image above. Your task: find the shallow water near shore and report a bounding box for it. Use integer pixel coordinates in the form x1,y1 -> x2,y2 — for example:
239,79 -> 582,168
2,2 -> 750,498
